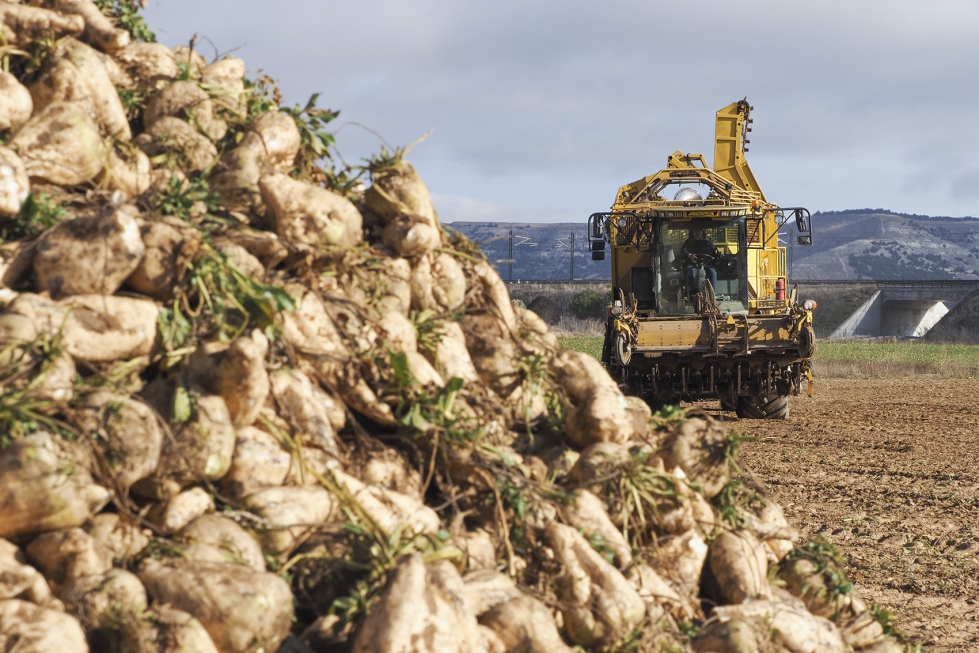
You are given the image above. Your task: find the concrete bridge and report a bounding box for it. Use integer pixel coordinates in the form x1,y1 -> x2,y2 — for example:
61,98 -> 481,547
826,280 -> 979,339
504,278 -> 979,339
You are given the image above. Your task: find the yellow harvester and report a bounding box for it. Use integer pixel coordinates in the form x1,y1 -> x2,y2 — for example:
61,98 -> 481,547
587,99 -> 816,418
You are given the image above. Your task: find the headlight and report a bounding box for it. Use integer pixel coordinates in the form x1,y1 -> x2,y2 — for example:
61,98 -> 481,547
618,217 -> 628,228
803,299 -> 818,311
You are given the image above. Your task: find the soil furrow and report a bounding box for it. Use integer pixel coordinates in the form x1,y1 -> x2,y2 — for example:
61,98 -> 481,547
707,378 -> 979,651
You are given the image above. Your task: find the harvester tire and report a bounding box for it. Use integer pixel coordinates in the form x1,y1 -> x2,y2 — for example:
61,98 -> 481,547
736,394 -> 789,420
719,397 -> 738,412
614,333 -> 632,365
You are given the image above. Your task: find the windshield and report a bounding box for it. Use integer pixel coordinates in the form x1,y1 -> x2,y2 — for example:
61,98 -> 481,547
655,220 -> 747,315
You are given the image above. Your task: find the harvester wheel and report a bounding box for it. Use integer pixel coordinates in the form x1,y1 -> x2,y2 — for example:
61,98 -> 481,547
719,397 -> 738,412
614,333 -> 632,365
736,394 -> 789,419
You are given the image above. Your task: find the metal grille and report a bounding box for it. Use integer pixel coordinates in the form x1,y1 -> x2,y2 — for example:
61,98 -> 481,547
719,226 -> 739,246
614,214 -> 654,247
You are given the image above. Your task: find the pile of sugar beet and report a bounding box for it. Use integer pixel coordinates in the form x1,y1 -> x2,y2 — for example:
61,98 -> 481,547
0,3 -> 907,653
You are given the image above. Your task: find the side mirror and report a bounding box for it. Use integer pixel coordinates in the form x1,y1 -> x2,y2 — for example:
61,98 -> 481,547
797,235 -> 812,246
589,214 -> 605,239
794,209 -> 811,233
589,240 -> 605,252
592,251 -> 606,261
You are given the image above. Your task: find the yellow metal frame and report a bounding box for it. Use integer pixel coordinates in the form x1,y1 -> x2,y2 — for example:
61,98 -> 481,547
596,99 -> 815,402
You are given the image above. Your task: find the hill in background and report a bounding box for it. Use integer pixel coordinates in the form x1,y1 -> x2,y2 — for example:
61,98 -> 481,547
448,222 -> 610,281
452,209 -> 979,281
789,209 -> 979,280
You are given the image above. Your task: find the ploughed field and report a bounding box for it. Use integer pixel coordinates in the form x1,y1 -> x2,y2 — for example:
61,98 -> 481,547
728,379 -> 979,652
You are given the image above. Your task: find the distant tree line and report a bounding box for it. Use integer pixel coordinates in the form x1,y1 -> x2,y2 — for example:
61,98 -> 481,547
814,208 -> 979,222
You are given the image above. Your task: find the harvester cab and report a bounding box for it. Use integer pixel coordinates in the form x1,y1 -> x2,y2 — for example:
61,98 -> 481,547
588,99 -> 817,419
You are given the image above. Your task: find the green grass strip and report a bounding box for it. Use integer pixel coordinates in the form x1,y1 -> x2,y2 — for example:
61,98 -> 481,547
558,336 -> 979,378
557,336 -> 603,361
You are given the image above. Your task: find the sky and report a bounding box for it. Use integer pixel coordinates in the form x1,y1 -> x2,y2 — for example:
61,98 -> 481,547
143,0 -> 979,223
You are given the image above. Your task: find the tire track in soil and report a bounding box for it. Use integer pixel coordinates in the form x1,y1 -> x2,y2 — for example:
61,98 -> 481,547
702,379 -> 979,652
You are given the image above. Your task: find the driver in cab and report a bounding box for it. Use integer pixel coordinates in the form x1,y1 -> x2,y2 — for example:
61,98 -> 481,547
681,227 -> 720,295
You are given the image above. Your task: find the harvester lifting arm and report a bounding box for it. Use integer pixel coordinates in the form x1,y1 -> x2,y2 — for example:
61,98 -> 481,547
714,98 -> 766,200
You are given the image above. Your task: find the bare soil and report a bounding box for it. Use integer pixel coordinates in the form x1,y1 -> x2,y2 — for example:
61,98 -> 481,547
707,379 -> 979,652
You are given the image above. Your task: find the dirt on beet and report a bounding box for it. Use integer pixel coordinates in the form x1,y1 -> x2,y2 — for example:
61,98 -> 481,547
697,378 -> 979,652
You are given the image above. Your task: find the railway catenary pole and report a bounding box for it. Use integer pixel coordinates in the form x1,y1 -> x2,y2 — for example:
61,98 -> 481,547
504,232 -> 537,280
569,232 -> 575,281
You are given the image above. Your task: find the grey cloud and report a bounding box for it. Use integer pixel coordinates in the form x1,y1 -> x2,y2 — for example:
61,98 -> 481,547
143,0 -> 979,219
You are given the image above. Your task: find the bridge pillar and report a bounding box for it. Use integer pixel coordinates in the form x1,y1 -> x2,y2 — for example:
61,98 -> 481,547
829,291 -> 882,338
880,300 -> 949,338
829,292 -> 951,339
